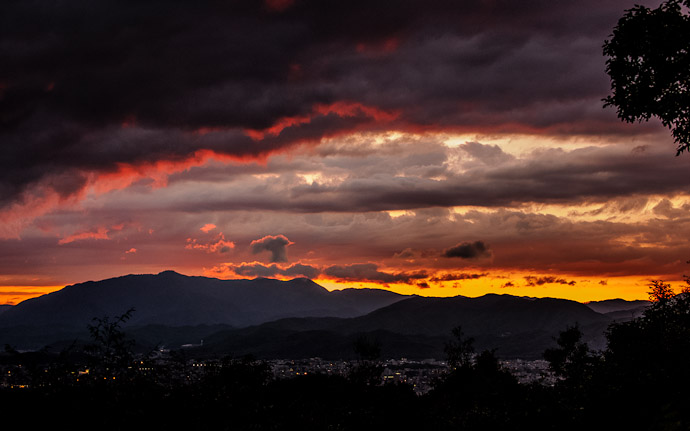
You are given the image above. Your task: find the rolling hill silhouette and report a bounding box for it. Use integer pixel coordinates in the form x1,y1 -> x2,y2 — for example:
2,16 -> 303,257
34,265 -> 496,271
193,294 -> 613,359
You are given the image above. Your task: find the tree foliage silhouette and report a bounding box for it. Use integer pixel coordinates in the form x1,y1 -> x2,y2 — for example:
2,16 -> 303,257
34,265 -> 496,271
427,326 -> 527,430
349,334 -> 383,386
84,307 -> 136,379
444,325 -> 475,370
543,324 -> 596,384
603,0 -> 690,154
545,279 -> 690,430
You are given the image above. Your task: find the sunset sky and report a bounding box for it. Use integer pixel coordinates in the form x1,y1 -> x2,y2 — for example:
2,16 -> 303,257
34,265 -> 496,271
2,0 -> 688,305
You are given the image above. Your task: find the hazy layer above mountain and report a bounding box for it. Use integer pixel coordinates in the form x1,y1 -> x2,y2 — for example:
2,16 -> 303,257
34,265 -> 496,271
0,271 -> 408,330
584,298 -> 651,314
343,294 -> 609,336
198,294 -> 613,359
257,294 -> 609,335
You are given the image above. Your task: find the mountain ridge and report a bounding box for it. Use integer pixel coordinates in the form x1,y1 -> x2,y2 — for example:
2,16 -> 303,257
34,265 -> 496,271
0,271 -> 408,330
0,272 -> 650,356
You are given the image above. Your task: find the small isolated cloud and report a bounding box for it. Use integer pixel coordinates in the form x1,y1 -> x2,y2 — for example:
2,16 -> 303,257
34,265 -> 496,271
430,272 -> 489,282
417,282 -> 430,289
524,276 -> 576,287
502,281 -> 515,288
125,248 -> 137,254
200,223 -> 217,233
324,263 -> 427,284
442,241 -> 491,259
250,234 -> 293,263
186,232 -> 235,254
599,280 -> 608,286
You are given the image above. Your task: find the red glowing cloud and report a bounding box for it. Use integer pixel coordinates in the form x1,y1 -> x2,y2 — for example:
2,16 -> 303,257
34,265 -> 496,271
245,102 -> 400,141
0,149 -> 261,238
58,227 -> 110,245
200,224 -> 217,233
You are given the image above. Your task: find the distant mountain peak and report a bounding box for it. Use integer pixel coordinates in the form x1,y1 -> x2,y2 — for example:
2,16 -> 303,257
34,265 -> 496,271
585,298 -> 651,314
0,272 -> 407,346
157,270 -> 186,277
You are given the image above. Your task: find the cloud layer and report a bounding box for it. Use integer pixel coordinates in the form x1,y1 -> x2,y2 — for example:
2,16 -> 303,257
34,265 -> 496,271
1,0 -> 685,303
0,0 -> 669,214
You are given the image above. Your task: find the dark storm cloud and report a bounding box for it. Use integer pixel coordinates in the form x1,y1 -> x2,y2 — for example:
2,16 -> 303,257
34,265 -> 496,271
0,0 -> 665,208
323,263 -> 427,284
442,241 -> 491,259
430,272 -> 489,282
250,235 -> 293,263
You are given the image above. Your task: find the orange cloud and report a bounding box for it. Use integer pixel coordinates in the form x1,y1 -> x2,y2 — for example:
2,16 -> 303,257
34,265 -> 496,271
200,223 -> 217,233
186,232 -> 235,253
58,226 -> 110,245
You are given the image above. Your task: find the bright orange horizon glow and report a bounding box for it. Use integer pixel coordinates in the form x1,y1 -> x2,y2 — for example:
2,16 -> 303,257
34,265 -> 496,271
0,286 -> 64,305
4,268 -> 684,306
316,275 -> 667,303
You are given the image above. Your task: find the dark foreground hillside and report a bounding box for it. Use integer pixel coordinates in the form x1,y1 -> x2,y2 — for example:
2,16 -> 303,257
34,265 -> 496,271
1,282 -> 688,431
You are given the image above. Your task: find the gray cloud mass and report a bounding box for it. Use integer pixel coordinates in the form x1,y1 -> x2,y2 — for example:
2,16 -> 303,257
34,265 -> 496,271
250,235 -> 293,263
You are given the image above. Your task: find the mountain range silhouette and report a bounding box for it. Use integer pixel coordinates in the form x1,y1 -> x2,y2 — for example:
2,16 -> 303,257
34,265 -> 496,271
0,271 -> 646,358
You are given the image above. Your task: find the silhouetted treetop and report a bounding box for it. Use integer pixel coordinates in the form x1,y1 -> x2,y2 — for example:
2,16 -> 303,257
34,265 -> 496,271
85,308 -> 136,378
444,326 -> 475,370
603,0 -> 690,154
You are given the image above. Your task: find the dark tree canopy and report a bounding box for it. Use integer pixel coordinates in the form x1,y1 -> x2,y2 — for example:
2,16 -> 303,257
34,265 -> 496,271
603,0 -> 690,154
